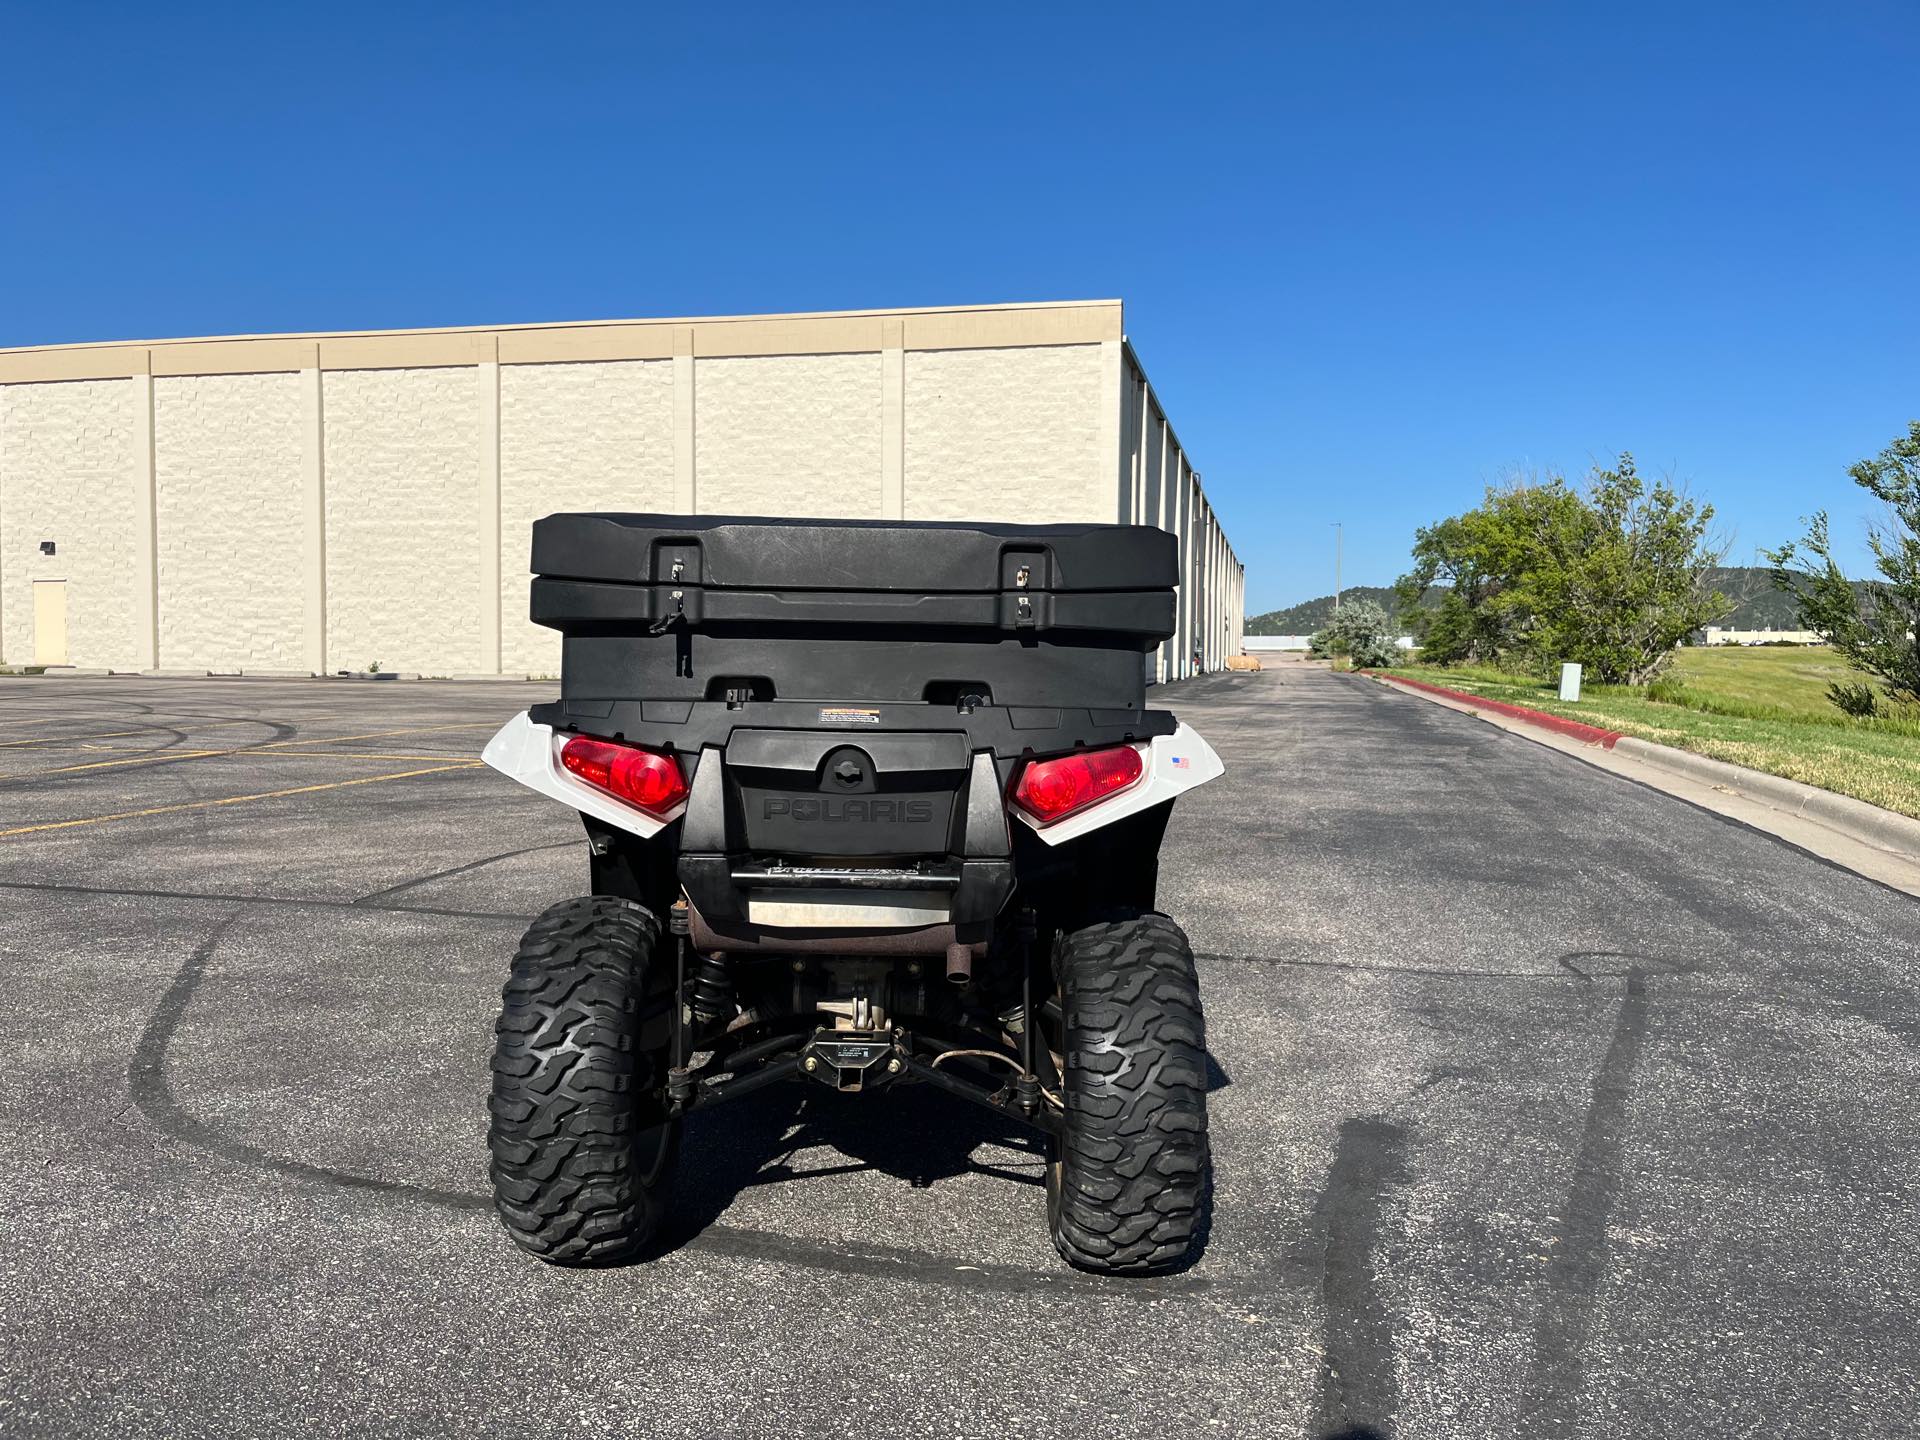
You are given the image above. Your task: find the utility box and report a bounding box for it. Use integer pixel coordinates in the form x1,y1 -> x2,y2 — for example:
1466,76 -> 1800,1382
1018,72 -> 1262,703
530,511 -> 1178,727
1559,663 -> 1583,702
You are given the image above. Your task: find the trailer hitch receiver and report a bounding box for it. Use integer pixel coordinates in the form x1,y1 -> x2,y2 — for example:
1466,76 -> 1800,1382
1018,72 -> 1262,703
802,1031 -> 900,1092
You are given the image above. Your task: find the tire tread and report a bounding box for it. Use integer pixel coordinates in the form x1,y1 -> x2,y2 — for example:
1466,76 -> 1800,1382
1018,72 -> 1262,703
1050,912 -> 1211,1275
487,895 -> 673,1266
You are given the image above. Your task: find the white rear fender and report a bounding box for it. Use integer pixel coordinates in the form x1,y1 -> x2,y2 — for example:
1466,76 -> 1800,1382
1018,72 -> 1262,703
480,711 -> 685,840
1013,721 -> 1224,846
483,711 -> 1222,850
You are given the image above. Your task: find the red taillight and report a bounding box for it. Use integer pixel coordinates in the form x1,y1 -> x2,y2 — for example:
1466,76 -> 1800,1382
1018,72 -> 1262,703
1011,744 -> 1145,825
559,735 -> 689,817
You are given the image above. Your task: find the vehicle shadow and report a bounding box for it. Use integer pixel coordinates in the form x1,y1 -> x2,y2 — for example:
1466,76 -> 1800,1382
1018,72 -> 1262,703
655,1081 -> 1048,1254
651,1051 -> 1229,1270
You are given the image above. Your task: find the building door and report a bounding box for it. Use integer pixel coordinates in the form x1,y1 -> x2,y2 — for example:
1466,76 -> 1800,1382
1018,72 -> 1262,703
33,580 -> 68,666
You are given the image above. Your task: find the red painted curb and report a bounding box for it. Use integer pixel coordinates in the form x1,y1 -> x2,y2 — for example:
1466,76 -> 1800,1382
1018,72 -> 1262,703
1363,671 -> 1624,749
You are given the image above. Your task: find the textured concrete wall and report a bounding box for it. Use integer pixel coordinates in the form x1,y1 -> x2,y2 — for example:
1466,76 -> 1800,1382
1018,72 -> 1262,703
322,367 -> 482,675
154,373 -> 305,671
902,343 -> 1113,526
499,359 -> 674,676
0,313 -> 1239,677
0,379 -> 138,669
902,346 -> 1105,523
695,353 -> 884,518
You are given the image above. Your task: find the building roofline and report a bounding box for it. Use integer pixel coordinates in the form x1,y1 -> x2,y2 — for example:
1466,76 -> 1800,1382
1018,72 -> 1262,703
0,298 -> 1122,363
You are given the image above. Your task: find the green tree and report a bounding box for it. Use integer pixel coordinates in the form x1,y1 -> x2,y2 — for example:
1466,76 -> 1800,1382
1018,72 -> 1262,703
1396,457 -> 1730,682
1394,481 -> 1586,663
1769,421 -> 1920,710
1517,456 -> 1731,684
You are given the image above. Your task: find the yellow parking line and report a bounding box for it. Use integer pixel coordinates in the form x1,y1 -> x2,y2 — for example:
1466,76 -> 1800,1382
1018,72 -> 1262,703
0,714 -> 123,729
6,748 -> 472,771
229,749 -> 483,762
256,723 -> 497,750
0,763 -> 483,838
0,720 -> 498,779
3,744 -> 487,779
6,743 -> 151,755
0,743 -> 162,755
0,719 -> 494,749
15,749 -> 231,778
0,711 -> 252,729
0,725 -> 167,748
0,719 -> 276,748
0,729 -> 152,748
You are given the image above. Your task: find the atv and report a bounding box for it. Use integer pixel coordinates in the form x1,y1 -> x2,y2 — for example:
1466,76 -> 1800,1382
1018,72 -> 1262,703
480,512 -> 1223,1274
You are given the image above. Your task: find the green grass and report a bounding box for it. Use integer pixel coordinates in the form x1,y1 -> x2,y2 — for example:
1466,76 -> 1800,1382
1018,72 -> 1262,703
1666,646 -> 1890,721
1383,646 -> 1920,821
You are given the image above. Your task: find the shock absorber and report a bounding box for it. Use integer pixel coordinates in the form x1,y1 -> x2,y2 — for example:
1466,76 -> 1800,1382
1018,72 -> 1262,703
687,954 -> 736,1026
667,900 -> 694,1108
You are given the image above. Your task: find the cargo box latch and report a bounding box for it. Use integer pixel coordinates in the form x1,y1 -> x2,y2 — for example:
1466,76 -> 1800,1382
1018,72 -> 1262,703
647,588 -> 688,635
1002,551 -> 1047,629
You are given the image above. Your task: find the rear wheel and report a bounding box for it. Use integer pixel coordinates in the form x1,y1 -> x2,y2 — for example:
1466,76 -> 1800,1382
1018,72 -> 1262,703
1046,913 -> 1211,1274
488,895 -> 678,1265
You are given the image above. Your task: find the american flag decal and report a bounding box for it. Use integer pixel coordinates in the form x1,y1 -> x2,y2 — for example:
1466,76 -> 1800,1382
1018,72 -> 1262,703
1170,755 -> 1189,769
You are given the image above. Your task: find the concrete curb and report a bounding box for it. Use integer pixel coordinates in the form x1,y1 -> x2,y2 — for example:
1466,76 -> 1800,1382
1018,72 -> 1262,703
1373,670 -> 1625,747
1368,671 -> 1920,866
1609,735 -> 1920,862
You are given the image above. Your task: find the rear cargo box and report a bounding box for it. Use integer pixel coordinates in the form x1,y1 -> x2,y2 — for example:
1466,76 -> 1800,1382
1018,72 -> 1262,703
529,513 -> 1177,713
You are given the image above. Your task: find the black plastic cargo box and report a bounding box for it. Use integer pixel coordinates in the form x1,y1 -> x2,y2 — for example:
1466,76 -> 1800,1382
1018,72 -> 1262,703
528,513 -> 1178,720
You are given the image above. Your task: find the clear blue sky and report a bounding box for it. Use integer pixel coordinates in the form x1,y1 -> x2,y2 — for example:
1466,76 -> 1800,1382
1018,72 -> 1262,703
4,2 -> 1915,611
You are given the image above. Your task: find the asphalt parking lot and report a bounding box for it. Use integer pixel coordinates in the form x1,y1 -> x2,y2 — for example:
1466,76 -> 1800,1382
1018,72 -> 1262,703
1,666 -> 1916,1438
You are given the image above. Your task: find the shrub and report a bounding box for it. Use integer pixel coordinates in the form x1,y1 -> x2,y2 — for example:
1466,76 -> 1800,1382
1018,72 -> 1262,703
1314,599 -> 1399,669
1828,681 -> 1880,719
1348,632 -> 1402,669
1646,674 -> 1694,706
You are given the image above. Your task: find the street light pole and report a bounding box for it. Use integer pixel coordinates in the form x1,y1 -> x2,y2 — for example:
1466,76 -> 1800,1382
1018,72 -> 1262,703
1332,522 -> 1343,613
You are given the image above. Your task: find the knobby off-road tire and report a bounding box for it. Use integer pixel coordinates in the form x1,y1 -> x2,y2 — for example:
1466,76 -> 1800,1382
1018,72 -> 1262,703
488,895 -> 678,1265
1047,912 -> 1211,1275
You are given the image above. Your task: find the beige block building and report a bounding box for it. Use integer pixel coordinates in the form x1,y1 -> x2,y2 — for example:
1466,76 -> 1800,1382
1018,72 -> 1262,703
0,300 -> 1244,681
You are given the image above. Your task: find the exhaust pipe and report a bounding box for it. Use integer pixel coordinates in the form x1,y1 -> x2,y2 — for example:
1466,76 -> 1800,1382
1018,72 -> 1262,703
945,941 -> 974,986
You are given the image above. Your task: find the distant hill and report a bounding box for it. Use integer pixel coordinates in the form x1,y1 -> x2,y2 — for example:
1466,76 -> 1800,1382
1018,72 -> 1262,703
1706,567 -> 1804,630
1245,586 -> 1405,635
1246,566 -> 1810,637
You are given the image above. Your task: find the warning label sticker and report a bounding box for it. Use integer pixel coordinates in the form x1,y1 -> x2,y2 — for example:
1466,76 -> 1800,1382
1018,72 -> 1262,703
816,707 -> 882,725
